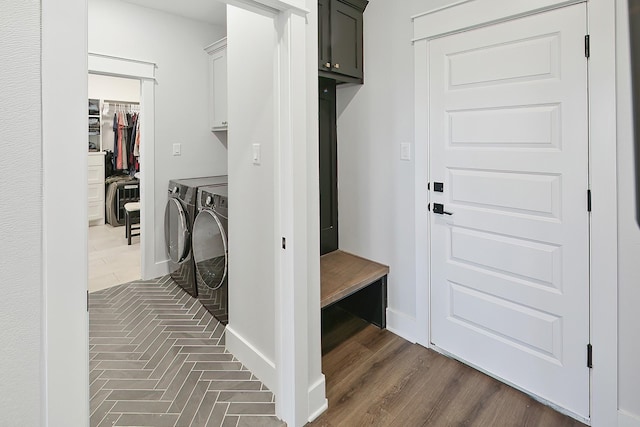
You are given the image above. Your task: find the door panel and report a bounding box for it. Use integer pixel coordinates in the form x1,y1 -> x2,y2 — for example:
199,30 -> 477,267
164,198 -> 190,264
429,4 -> 589,417
193,209 -> 228,291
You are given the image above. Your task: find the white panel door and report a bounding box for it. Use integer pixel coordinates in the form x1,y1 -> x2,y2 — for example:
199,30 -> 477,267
428,4 -> 590,418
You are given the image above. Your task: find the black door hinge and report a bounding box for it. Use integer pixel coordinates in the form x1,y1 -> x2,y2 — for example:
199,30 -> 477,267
282,237 -> 286,249
587,343 -> 593,368
585,35 -> 590,58
587,189 -> 592,212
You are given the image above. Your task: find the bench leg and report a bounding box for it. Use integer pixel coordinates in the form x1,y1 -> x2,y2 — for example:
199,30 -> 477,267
334,276 -> 387,329
125,211 -> 131,245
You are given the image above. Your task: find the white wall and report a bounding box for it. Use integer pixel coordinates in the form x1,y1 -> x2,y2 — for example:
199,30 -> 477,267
225,3 -> 278,388
88,74 -> 140,152
88,0 -> 227,265
88,74 -> 140,103
337,0 -> 419,334
616,0 -> 640,422
0,2 -> 43,424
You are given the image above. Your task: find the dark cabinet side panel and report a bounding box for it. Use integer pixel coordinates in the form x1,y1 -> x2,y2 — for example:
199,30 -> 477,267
318,0 -> 332,72
319,78 -> 338,255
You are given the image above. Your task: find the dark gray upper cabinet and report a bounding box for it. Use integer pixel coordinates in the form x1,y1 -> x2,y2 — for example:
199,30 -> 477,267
319,0 -> 368,84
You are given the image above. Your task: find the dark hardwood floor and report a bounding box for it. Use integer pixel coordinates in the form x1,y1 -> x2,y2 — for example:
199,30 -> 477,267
310,306 -> 587,427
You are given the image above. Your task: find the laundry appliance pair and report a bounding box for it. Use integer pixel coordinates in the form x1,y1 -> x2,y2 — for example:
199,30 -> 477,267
164,176 -> 229,323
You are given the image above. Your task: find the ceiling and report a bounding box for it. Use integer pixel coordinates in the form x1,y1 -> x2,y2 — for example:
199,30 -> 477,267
120,0 -> 226,26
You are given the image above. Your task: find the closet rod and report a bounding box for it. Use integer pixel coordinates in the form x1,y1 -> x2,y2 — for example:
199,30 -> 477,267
103,100 -> 139,105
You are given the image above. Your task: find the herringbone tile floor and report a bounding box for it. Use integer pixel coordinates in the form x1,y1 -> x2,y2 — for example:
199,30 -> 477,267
89,275 -> 285,427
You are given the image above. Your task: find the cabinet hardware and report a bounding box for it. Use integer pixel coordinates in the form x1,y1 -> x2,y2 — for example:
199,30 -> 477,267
334,63 -> 340,69
325,62 -> 331,68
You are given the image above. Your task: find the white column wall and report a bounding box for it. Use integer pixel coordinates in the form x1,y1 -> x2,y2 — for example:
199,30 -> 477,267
0,2 -> 43,424
225,3 -> 279,390
304,0 -> 328,421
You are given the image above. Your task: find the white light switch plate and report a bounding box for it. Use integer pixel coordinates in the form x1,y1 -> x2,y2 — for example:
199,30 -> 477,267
252,143 -> 261,165
400,142 -> 411,161
172,143 -> 181,156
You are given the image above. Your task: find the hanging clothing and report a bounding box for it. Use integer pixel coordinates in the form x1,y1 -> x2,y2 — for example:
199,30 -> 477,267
110,105 -> 140,173
112,113 -> 118,168
129,113 -> 140,174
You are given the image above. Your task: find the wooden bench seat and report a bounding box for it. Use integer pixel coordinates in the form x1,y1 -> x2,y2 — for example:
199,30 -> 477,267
320,250 -> 389,328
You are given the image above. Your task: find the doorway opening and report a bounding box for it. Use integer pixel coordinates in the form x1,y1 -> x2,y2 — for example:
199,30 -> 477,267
88,74 -> 142,292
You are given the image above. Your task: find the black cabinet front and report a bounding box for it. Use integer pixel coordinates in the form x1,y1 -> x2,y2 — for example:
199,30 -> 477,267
318,0 -> 368,84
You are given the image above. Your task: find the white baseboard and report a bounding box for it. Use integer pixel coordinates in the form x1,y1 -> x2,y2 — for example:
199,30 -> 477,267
225,325 -> 277,393
143,259 -> 169,281
619,410 -> 640,427
386,308 -> 418,343
307,375 -> 328,422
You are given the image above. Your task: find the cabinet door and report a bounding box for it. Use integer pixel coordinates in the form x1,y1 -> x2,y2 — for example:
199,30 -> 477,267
210,48 -> 228,131
319,78 -> 338,255
88,154 -> 105,225
318,0 -> 332,72
330,0 -> 364,80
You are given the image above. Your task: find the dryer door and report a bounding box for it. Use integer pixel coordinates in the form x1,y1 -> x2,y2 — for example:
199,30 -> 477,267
164,198 -> 190,263
192,209 -> 228,290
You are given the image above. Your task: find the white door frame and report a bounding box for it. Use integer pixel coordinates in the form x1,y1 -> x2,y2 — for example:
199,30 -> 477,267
88,53 -> 158,280
44,0 -> 323,425
413,0 -> 617,425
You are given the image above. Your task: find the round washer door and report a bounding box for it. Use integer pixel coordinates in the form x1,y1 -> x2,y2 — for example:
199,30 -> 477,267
192,209 -> 228,290
164,198 -> 190,263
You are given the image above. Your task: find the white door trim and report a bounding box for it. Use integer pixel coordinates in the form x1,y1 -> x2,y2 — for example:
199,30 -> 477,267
88,53 -> 156,80
585,1 -> 618,425
87,52 -> 161,280
413,1 -> 618,425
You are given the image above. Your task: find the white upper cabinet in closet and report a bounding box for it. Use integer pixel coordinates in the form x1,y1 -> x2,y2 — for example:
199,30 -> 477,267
205,37 -> 227,132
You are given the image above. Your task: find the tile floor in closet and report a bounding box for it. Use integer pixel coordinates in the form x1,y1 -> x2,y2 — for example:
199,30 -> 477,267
89,223 -> 141,293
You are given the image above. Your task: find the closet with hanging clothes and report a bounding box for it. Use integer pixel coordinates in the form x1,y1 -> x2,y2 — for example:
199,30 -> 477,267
100,100 -> 141,227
